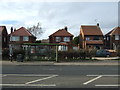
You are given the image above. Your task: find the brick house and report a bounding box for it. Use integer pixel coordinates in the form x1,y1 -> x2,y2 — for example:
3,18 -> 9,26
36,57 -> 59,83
9,27 -> 36,49
105,26 -> 120,50
49,27 -> 74,51
80,24 -> 104,49
0,26 -> 8,49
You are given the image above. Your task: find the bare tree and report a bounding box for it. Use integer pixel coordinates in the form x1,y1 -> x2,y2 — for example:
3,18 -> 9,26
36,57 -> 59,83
27,22 -> 43,39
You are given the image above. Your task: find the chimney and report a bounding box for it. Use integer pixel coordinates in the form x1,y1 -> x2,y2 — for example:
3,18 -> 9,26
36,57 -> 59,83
64,26 -> 68,31
97,23 -> 99,27
14,28 -> 16,31
10,27 -> 13,33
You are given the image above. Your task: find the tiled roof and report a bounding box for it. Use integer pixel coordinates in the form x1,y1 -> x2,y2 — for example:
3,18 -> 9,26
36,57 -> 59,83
106,26 -> 120,35
81,25 -> 103,36
10,27 -> 34,36
59,42 -> 68,45
49,29 -> 73,37
86,40 -> 103,44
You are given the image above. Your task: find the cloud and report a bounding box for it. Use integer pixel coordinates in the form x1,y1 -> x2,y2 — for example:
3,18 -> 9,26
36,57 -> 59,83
0,1 -> 118,40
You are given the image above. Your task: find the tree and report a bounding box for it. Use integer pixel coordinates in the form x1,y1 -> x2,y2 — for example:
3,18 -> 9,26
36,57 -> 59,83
27,22 -> 43,39
72,36 -> 79,45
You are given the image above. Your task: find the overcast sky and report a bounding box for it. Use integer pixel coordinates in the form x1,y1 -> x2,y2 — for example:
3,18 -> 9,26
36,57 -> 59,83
0,0 -> 119,40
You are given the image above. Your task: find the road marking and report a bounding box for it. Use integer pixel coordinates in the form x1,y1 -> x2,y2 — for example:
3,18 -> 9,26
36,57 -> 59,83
0,74 -> 7,77
83,75 -> 102,85
2,74 -> 56,77
87,75 -> 120,77
25,75 -> 58,84
95,85 -> 120,87
0,84 -> 56,87
2,75 -> 7,77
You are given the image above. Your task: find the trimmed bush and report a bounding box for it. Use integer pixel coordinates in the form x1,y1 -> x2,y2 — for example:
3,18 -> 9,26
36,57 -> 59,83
58,49 -> 97,61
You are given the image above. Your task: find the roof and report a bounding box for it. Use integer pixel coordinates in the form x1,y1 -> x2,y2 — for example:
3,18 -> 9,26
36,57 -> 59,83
106,27 -> 120,35
0,26 -> 7,35
49,29 -> 73,37
10,27 -> 35,37
86,40 -> 103,45
59,42 -> 68,45
81,25 -> 103,36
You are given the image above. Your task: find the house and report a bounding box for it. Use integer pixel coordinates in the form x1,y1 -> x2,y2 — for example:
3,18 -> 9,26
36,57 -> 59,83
80,24 -> 104,49
49,27 -> 74,51
9,27 -> 36,49
105,26 -> 120,50
0,26 -> 8,49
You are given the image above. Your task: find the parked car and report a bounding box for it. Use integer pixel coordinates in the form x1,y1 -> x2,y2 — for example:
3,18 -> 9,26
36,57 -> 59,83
96,49 -> 111,57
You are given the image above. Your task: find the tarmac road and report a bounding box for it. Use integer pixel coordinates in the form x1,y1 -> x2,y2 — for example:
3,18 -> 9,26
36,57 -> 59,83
2,63 -> 119,88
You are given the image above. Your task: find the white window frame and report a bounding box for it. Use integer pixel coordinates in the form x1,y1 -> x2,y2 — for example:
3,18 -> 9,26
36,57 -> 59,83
55,37 -> 61,42
115,35 -> 119,40
63,37 -> 70,42
58,46 -> 68,51
23,36 -> 29,41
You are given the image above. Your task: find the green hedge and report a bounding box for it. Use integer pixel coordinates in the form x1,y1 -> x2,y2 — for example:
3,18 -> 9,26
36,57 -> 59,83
58,49 -> 97,60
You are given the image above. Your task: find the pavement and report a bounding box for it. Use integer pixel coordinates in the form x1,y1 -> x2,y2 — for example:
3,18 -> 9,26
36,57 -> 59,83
1,57 -> 119,66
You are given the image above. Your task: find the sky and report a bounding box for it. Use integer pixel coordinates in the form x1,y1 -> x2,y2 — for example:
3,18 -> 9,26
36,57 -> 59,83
0,0 -> 119,40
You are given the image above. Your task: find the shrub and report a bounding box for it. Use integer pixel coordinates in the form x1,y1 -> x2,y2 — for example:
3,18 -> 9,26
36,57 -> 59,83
2,48 -> 9,60
86,48 -> 97,59
13,49 -> 25,60
116,46 -> 120,57
58,49 -> 96,61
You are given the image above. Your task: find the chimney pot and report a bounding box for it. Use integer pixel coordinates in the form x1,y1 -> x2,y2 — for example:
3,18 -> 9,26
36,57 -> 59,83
64,26 -> 67,31
14,28 -> 16,31
10,27 -> 13,33
97,23 -> 99,26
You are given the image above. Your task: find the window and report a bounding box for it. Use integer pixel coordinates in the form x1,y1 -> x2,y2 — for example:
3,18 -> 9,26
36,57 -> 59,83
93,36 -> 100,40
56,37 -> 61,42
107,37 -> 109,40
10,36 -> 20,41
23,36 -> 29,41
58,46 -> 68,51
64,37 -> 70,42
86,37 -> 90,40
115,35 -> 119,40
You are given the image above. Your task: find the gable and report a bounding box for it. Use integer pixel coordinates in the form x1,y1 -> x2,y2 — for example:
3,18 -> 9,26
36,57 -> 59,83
106,27 -> 120,35
49,29 -> 73,37
81,25 -> 103,36
10,27 -> 34,36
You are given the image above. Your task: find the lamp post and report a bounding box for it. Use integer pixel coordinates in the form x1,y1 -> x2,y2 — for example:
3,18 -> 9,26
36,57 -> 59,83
56,45 -> 58,62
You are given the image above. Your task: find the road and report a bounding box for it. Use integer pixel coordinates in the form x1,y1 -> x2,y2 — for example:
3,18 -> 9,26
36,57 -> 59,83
2,65 -> 119,89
